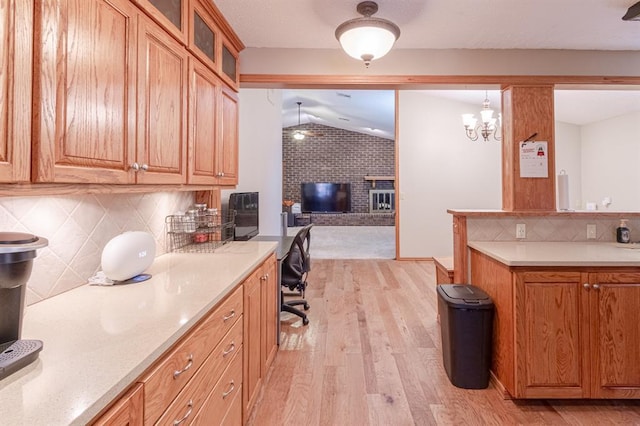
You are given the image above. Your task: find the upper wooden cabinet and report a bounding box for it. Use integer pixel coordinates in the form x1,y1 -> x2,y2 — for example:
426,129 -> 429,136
132,0 -> 188,44
33,2 -> 186,184
0,0 -> 32,182
217,84 -> 239,185
220,38 -> 240,90
188,0 -> 219,72
136,13 -> 187,184
33,0 -> 138,183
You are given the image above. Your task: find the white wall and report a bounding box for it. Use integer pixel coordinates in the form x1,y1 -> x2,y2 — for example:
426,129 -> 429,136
580,112 -> 640,211
222,89 -> 283,236
555,121 -> 583,210
398,92 -> 502,258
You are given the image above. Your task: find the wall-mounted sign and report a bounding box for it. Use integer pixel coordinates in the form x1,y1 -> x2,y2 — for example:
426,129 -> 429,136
519,140 -> 548,178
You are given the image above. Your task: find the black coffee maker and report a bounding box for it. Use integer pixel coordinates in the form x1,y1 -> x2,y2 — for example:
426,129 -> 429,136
0,232 -> 48,380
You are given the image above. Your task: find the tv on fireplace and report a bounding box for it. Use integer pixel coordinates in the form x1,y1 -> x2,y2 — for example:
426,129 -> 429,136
301,182 -> 351,213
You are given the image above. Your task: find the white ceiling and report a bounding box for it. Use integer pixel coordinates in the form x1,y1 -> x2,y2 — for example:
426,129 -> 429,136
214,0 -> 640,136
214,0 -> 640,51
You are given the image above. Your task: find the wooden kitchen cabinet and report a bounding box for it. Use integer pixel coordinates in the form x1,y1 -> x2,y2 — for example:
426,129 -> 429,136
33,3 -> 186,184
132,0 -> 188,44
588,272 -> 640,398
33,0 -> 138,183
92,383 -> 144,426
220,39 -> 240,91
244,254 -> 278,415
136,12 -> 188,184
187,57 -> 219,185
188,0 -> 219,72
0,0 -> 32,182
217,84 -> 239,185
470,249 -> 640,399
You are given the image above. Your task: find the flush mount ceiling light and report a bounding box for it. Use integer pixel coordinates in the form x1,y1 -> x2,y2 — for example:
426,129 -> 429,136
335,1 -> 400,67
462,91 -> 502,142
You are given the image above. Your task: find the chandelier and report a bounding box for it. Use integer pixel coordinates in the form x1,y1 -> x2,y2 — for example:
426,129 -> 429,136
335,1 -> 400,68
462,92 -> 502,142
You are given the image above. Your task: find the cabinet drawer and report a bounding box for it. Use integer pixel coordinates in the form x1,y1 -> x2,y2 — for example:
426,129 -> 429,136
141,285 -> 243,424
157,345 -> 243,425
190,349 -> 243,425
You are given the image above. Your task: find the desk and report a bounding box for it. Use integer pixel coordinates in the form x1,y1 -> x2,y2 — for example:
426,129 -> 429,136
251,235 -> 294,344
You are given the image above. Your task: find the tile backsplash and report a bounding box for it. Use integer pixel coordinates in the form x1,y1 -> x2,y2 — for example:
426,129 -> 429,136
0,192 -> 193,306
467,216 -> 640,243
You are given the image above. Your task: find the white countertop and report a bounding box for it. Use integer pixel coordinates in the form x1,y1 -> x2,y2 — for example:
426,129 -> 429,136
468,241 -> 640,267
0,241 -> 277,426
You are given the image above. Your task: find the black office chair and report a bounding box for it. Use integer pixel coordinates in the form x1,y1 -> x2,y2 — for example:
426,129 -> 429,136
281,224 -> 313,325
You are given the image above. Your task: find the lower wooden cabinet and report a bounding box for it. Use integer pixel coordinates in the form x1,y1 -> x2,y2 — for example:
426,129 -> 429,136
92,254 -> 279,425
470,249 -> 640,399
92,383 -> 144,426
244,254 -> 278,415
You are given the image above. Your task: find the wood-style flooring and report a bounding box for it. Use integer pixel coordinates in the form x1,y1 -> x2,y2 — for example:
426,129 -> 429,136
248,259 -> 640,425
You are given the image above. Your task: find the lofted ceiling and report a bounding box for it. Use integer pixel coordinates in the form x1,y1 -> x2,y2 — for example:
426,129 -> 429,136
214,0 -> 640,137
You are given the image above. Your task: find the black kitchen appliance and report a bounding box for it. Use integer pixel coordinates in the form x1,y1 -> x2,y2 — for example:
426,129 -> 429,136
0,232 -> 48,380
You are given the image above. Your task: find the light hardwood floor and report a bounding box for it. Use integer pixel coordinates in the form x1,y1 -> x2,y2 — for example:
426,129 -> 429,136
248,259 -> 640,425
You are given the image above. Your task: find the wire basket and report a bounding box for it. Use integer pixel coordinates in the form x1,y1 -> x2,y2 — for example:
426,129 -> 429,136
165,210 -> 235,253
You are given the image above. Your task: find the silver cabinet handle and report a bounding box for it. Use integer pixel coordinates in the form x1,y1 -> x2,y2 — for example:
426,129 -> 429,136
141,163 -> 149,171
593,283 -> 600,290
173,399 -> 193,425
260,274 -> 267,281
583,283 -> 590,289
173,354 -> 194,379
222,342 -> 236,357
223,310 -> 236,322
216,172 -> 224,177
222,380 -> 235,399
130,162 -> 140,171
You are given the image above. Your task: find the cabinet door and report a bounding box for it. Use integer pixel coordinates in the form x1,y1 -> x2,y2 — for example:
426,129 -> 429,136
132,0 -> 187,44
188,0 -> 219,72
261,256 -> 278,374
0,0 -> 32,182
187,57 -> 219,184
515,271 -> 590,398
33,0 -> 137,183
216,84 -> 238,185
136,13 -> 187,184
590,272 -> 640,398
92,383 -> 143,426
220,39 -> 239,91
243,268 -> 262,414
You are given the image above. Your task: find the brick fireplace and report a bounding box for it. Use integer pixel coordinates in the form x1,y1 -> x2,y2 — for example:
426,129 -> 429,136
283,123 -> 395,226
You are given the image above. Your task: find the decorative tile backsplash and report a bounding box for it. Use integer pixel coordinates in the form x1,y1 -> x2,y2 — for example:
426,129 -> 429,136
0,192 -> 193,306
467,216 -> 640,243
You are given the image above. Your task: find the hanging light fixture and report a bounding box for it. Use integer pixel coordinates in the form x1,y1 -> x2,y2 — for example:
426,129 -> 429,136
293,102 -> 305,140
462,91 -> 502,142
335,1 -> 400,68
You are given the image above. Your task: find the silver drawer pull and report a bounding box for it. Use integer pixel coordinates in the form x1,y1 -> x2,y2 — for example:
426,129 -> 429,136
173,354 -> 194,379
223,310 -> 236,322
222,380 -> 235,399
222,342 -> 236,357
173,399 -> 193,425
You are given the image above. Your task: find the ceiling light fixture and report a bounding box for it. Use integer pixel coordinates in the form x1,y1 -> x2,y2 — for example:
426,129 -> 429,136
335,1 -> 400,68
462,91 -> 502,142
293,102 -> 305,140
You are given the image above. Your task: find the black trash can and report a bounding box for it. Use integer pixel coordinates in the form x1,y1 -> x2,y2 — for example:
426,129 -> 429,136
437,284 -> 494,389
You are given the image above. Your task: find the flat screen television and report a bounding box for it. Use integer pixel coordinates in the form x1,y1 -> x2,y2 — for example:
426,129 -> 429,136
229,192 -> 259,240
301,182 -> 351,213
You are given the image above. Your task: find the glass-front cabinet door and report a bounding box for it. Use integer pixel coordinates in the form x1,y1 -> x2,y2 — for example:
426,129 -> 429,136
134,0 -> 188,43
188,0 -> 219,70
221,40 -> 239,90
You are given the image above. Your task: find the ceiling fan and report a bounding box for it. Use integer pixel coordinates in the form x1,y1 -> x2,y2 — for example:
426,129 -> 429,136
292,102 -> 324,140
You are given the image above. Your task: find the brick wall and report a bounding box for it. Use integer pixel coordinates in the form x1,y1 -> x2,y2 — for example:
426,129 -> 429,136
283,123 -> 395,216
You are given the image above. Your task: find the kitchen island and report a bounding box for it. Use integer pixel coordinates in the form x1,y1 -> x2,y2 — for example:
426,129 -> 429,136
468,241 -> 640,400
0,240 -> 277,425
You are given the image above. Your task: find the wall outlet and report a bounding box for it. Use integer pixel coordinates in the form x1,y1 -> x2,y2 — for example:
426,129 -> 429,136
587,224 -> 597,239
516,223 -> 526,239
